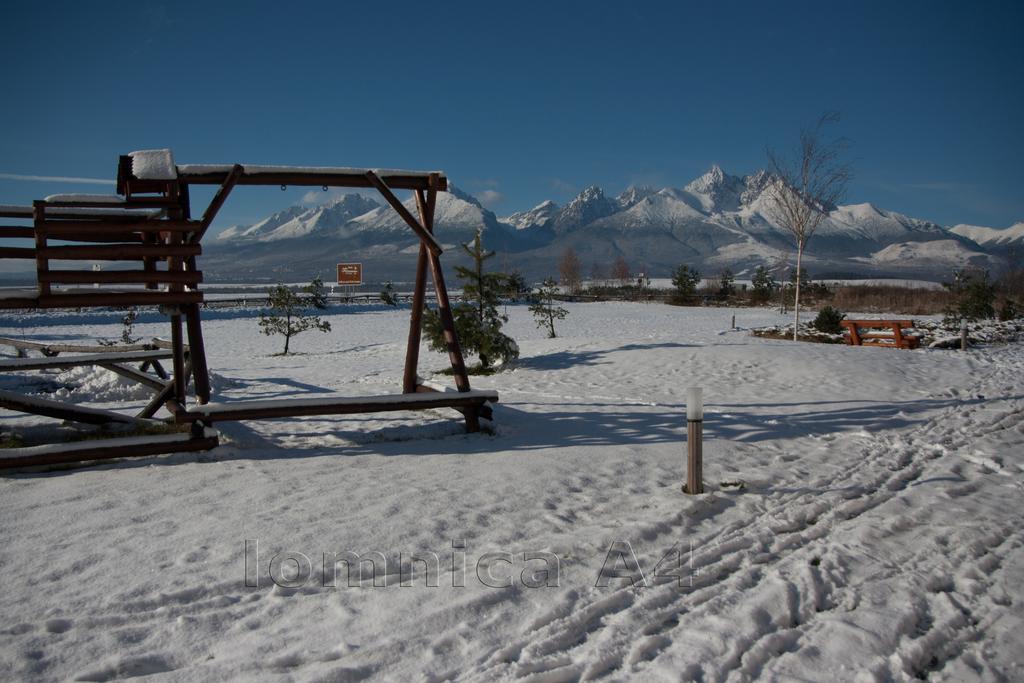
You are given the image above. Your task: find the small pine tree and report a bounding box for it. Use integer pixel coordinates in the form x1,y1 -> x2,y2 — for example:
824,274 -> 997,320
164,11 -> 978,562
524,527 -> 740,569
530,278 -> 569,338
120,308 -> 140,345
671,264 -> 701,304
97,307 -> 141,347
718,268 -> 736,301
423,230 -> 519,370
380,281 -> 399,306
943,269 -> 996,326
258,277 -> 332,355
813,305 -> 846,334
505,270 -> 528,301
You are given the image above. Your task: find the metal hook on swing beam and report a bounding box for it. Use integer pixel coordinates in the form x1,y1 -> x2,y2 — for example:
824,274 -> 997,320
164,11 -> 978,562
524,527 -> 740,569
280,184 -> 287,191
322,185 -> 328,191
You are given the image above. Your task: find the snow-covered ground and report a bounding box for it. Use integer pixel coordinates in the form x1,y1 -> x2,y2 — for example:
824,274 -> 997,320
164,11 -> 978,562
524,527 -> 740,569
1,302 -> 1022,682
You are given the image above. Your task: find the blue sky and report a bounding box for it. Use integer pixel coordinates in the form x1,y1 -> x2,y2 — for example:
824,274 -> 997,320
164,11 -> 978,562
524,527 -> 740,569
1,0 -> 1022,234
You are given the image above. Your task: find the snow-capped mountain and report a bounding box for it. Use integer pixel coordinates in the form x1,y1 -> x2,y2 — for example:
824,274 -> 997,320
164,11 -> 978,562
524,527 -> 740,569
949,222 -> 1024,248
683,165 -> 746,213
616,186 -> 658,210
207,167 -> 1005,282
855,239 -> 993,270
550,185 -> 620,234
502,200 -> 559,231
218,194 -> 381,242
205,186 -> 522,280
341,185 -> 520,250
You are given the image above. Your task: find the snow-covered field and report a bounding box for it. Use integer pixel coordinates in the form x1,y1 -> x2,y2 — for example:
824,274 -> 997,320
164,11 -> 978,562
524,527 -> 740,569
1,302 -> 1022,682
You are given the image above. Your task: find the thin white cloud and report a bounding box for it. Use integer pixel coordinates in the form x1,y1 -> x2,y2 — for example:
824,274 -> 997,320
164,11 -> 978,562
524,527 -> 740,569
0,173 -> 115,185
475,190 -> 504,208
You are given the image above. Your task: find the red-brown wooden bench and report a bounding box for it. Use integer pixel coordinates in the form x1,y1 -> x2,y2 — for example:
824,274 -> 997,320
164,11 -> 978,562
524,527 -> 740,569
840,319 -> 921,349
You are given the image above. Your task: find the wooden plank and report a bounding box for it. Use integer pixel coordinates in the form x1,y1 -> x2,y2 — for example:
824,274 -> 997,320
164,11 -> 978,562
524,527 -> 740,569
0,246 -> 37,259
39,220 -> 199,236
178,169 -> 448,192
0,294 -> 40,309
0,388 -> 145,425
39,232 -> 146,244
97,363 -> 168,391
177,391 -> 498,423
38,291 -> 203,307
38,244 -> 201,260
39,270 -> 203,286
844,319 -> 915,327
0,226 -> 34,238
0,206 -> 32,218
365,171 -> 443,255
0,337 -> 157,354
1,206 -> 158,221
0,431 -> 219,470
0,349 -> 173,372
44,197 -> 179,209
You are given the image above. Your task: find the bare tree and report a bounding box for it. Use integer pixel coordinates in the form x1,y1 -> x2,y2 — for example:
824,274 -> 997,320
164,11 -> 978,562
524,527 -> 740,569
765,112 -> 851,340
611,256 -> 631,287
559,247 -> 582,294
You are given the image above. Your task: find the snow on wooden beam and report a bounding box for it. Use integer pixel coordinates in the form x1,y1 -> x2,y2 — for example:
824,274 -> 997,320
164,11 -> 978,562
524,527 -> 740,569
0,349 -> 173,372
0,429 -> 219,470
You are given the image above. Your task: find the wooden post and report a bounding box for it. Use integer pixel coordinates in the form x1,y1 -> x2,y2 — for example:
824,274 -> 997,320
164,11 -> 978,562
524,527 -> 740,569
403,186 -> 434,394
960,321 -> 968,351
32,202 -> 50,298
687,420 -> 703,494
169,308 -> 186,405
731,314 -> 735,330
184,303 -> 211,404
418,176 -> 472,394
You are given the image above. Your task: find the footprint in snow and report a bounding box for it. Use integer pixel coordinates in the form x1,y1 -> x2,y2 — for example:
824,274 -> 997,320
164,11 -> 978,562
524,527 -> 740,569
44,618 -> 73,634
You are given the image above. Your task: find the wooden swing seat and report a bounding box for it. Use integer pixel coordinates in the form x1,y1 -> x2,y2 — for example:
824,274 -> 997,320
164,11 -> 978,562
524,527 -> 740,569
175,390 -> 499,431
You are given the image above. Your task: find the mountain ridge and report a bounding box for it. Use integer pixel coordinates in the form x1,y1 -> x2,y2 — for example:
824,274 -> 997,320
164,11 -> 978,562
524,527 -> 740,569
207,167 -> 1014,282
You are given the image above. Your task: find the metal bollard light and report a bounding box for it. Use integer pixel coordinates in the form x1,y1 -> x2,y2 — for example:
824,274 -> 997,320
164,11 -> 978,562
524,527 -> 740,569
685,387 -> 704,494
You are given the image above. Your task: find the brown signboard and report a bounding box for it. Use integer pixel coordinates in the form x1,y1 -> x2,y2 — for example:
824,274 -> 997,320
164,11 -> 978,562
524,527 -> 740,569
336,263 -> 362,285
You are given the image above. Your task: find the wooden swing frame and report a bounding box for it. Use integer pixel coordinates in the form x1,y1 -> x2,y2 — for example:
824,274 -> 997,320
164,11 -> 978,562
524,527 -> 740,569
0,150 -> 497,468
